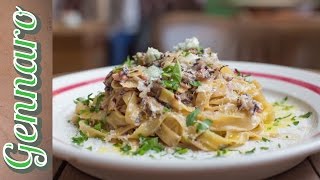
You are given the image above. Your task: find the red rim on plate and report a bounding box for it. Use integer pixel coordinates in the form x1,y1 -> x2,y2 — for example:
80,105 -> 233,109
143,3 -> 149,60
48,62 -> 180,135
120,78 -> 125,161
53,72 -> 320,96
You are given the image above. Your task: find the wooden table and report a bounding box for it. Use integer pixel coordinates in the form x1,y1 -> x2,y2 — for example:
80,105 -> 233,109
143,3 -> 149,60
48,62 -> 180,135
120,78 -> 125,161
52,154 -> 320,179
53,70 -> 320,180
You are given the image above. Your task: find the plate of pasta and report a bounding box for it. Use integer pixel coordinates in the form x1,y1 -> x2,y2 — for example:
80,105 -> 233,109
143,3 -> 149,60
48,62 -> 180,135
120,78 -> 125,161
53,38 -> 320,180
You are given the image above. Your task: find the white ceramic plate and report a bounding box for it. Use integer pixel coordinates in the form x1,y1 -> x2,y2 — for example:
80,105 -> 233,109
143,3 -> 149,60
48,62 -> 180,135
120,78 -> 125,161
53,61 -> 320,180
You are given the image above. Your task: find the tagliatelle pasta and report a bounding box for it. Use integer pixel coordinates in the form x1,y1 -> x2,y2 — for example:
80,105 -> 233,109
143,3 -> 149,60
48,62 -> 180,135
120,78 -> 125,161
71,37 -> 275,152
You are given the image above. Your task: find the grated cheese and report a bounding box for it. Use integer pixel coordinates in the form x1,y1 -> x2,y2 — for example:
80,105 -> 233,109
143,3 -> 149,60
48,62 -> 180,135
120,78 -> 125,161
174,37 -> 200,50
144,65 -> 162,81
146,47 -> 161,62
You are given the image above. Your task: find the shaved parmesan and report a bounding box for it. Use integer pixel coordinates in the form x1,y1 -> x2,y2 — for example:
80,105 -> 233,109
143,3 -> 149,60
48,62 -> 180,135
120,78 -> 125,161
144,65 -> 162,81
174,37 -> 200,50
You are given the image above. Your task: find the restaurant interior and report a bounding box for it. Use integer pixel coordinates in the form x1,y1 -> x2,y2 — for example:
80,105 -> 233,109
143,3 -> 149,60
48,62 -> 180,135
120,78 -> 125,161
53,0 -> 320,74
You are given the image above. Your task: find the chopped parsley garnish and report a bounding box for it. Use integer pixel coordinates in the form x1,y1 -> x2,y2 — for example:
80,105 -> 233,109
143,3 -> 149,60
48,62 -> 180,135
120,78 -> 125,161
245,147 -> 256,154
175,147 -> 189,155
162,61 -> 182,91
163,107 -> 171,113
72,131 -> 88,145
114,142 -> 132,154
134,136 -> 164,155
120,144 -> 132,154
113,65 -> 123,73
196,119 -> 212,133
234,68 -> 251,82
113,142 -> 122,148
190,80 -> 202,87
197,46 -> 204,54
282,105 -> 294,110
86,146 -> 92,151
273,96 -> 288,106
234,69 -> 241,76
162,80 -> 180,91
299,112 -> 312,118
91,93 -> 105,112
273,96 -> 295,111
74,93 -> 93,106
275,113 -> 292,121
262,137 -> 271,142
124,56 -> 134,67
94,122 -> 102,131
216,149 -> 228,157
79,109 -> 88,115
286,112 -> 312,126
181,51 -> 190,57
260,147 -> 269,150
186,108 -> 200,126
273,121 -> 279,126
83,120 -> 90,125
234,68 -> 251,77
73,117 -> 81,125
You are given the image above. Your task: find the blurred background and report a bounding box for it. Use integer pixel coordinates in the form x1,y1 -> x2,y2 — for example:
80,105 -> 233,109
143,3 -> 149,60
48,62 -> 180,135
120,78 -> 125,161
53,0 -> 320,75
